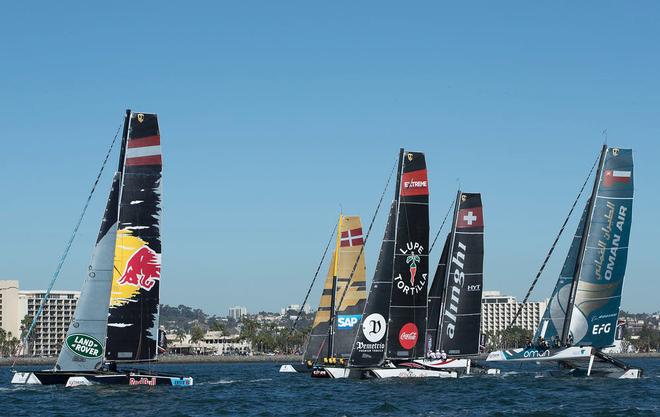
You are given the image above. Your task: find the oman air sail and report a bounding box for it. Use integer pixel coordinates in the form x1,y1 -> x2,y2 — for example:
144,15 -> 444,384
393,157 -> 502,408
486,145 -> 640,379
12,110 -> 193,386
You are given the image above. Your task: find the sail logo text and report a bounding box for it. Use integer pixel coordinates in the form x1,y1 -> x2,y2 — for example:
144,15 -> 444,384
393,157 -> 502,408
444,241 -> 467,339
395,242 -> 427,295
65,334 -> 103,359
337,315 -> 361,329
592,323 -> 611,335
129,377 -> 156,386
595,202 -> 627,280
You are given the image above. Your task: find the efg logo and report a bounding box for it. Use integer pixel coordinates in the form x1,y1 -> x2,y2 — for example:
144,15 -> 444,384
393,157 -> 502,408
337,315 -> 362,329
467,284 -> 480,292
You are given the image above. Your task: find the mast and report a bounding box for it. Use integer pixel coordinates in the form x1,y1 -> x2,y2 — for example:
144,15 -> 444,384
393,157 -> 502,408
435,190 -> 461,350
561,145 -> 607,345
117,109 -> 131,173
327,215 -> 343,358
349,149 -> 404,367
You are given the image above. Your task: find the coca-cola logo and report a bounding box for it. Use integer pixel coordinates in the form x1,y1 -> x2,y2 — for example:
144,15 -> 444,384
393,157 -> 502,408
399,322 -> 418,350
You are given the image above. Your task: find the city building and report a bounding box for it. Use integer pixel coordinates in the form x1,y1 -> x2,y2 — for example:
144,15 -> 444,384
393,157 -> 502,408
228,306 -> 247,320
481,291 -> 547,334
167,331 -> 252,356
0,281 -> 80,357
19,290 -> 80,356
0,280 -> 21,338
280,304 -> 312,316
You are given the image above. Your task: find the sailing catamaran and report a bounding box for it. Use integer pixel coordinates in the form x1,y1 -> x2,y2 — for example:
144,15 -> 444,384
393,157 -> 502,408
315,149 -> 460,379
486,145 -> 641,379
12,110 -> 193,386
412,191 -> 496,375
280,215 -> 367,373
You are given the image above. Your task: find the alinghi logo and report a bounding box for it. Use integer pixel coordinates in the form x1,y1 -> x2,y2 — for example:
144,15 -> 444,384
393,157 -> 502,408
444,241 -> 466,339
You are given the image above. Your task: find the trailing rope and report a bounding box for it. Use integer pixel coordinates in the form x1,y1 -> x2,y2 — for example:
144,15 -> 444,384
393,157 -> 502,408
290,221 -> 338,331
507,154 -> 600,329
429,198 -> 456,254
12,125 -> 121,369
327,159 -> 398,341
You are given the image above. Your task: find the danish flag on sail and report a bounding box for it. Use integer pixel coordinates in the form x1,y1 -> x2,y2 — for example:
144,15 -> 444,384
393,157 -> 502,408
603,170 -> 631,187
340,228 -> 364,247
126,135 -> 162,166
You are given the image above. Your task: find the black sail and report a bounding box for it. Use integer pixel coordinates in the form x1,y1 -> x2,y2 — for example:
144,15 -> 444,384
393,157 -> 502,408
106,111 -> 163,362
438,192 -> 484,356
387,151 -> 429,360
425,234 -> 450,353
349,151 -> 404,367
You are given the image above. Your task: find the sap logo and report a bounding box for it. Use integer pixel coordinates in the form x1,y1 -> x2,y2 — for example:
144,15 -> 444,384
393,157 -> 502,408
467,284 -> 481,292
592,323 -> 611,335
337,315 -> 361,329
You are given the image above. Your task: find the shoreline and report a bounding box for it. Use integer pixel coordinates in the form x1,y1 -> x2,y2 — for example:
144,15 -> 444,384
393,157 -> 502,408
2,352 -> 658,366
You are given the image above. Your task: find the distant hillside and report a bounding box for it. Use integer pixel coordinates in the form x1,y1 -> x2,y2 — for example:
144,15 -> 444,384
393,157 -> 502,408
159,304 -> 209,332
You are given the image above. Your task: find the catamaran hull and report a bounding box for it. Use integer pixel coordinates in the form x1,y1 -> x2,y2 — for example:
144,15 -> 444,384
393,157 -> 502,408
365,367 -> 458,379
412,358 -> 500,375
278,364 -> 312,373
487,346 -> 642,379
487,346 -> 594,362
11,371 -> 194,386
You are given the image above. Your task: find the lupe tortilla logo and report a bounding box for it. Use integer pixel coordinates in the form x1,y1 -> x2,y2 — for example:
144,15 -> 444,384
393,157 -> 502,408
66,333 -> 103,358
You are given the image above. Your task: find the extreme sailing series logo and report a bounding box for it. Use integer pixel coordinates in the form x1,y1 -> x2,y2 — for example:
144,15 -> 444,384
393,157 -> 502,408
394,242 -> 427,295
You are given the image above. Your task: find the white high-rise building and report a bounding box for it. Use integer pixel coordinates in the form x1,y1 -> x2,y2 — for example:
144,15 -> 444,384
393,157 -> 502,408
0,281 -> 80,357
481,291 -> 547,334
228,306 -> 247,320
19,290 -> 80,356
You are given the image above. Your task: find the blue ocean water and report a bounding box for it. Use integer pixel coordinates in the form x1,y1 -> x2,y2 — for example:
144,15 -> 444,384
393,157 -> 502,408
1,359 -> 659,416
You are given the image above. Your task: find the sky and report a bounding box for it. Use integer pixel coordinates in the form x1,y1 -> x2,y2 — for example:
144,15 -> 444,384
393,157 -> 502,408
1,1 -> 659,315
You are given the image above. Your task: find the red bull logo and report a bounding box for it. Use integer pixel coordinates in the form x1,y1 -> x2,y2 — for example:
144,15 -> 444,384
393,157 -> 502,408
118,246 -> 160,290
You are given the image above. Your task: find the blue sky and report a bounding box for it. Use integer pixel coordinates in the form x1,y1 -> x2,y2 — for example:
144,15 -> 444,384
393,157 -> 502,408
1,2 -> 658,315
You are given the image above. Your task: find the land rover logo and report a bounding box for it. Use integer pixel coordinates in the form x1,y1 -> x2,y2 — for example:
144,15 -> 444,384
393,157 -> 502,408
66,334 -> 103,358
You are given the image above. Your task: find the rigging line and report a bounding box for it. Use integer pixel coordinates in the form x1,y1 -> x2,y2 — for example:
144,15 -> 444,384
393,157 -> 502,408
507,153 -> 600,330
290,220 -> 338,332
429,198 -> 456,254
327,158 -> 398,341
12,124 -> 122,369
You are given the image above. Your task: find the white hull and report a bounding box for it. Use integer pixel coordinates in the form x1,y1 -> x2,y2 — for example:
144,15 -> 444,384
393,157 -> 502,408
11,372 -> 42,385
413,358 -> 470,370
369,367 -> 458,379
278,364 -> 297,373
323,367 -> 352,379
